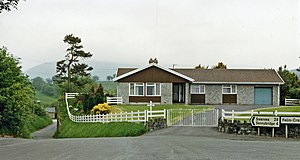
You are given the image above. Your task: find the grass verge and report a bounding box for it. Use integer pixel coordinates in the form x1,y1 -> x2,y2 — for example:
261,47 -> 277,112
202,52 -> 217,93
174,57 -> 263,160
54,102 -> 147,138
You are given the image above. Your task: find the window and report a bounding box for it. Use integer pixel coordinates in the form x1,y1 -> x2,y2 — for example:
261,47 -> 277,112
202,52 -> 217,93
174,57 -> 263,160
222,85 -> 237,94
146,83 -> 161,96
129,83 -> 144,96
191,84 -> 205,94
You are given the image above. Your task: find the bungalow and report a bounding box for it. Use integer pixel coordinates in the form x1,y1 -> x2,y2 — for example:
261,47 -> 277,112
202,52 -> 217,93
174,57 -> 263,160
113,62 -> 284,105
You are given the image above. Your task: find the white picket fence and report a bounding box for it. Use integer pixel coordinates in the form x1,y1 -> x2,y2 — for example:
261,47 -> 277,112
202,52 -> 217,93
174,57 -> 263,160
65,93 -> 166,123
285,98 -> 299,106
221,109 -> 300,123
107,97 -> 123,105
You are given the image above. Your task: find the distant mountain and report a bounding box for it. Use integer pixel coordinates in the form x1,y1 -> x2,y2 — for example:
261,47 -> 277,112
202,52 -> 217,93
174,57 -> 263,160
25,60 -> 138,81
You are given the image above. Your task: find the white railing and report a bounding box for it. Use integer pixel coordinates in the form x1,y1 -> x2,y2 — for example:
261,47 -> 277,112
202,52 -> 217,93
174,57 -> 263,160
65,93 -> 166,123
107,97 -> 123,105
285,98 -> 299,106
221,109 -> 300,123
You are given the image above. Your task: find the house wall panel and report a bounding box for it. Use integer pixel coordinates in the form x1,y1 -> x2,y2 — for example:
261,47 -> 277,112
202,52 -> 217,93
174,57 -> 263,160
129,96 -> 161,103
223,94 -> 237,104
191,94 -> 205,104
118,66 -> 189,83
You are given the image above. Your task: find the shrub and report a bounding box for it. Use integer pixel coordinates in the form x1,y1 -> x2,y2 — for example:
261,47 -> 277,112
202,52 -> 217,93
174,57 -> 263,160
91,103 -> 111,115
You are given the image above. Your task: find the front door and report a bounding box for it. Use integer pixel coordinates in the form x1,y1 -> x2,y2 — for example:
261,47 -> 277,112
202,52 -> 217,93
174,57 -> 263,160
173,83 -> 185,103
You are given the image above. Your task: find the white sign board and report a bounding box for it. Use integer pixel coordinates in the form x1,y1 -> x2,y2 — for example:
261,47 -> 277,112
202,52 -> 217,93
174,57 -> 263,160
250,116 -> 280,127
281,117 -> 300,124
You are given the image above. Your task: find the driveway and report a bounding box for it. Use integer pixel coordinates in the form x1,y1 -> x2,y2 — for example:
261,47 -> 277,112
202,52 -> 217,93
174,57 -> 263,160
32,119 -> 57,139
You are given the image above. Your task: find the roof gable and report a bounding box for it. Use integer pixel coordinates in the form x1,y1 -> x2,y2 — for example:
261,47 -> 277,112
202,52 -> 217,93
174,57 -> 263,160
114,64 -> 195,82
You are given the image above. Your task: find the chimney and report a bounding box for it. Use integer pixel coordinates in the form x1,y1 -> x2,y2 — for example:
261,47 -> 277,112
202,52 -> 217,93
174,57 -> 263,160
149,58 -> 158,64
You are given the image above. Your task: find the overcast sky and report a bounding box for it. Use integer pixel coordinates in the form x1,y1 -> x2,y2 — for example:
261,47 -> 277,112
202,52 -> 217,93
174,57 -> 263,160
0,0 -> 299,71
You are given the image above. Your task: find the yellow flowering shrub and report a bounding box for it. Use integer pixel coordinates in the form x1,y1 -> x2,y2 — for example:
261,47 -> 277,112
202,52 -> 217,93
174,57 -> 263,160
91,103 -> 111,115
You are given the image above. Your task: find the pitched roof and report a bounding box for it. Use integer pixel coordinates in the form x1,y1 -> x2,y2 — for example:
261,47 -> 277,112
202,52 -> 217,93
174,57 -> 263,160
114,64 -> 195,82
115,65 -> 284,84
172,69 -> 284,84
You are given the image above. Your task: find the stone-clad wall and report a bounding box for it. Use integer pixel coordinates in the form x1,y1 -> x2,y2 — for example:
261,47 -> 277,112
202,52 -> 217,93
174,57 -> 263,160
205,85 -> 222,104
117,83 -> 129,104
161,83 -> 172,104
273,85 -> 280,105
219,119 -> 300,138
185,83 -> 190,104
237,85 -> 254,105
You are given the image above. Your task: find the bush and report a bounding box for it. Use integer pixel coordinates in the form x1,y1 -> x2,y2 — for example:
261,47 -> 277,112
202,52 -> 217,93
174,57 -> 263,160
91,103 -> 111,115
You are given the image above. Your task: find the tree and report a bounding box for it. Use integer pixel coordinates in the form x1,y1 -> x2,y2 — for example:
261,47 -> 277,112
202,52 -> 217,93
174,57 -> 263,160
32,76 -> 44,91
106,75 -> 113,81
0,0 -> 21,13
212,62 -> 227,69
278,65 -> 300,104
92,75 -> 99,82
55,34 -> 93,91
195,64 -> 208,69
0,47 -> 35,137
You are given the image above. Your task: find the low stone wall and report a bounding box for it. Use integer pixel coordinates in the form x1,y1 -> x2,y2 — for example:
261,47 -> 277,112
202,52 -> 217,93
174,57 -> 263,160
147,118 -> 167,131
218,118 -> 300,138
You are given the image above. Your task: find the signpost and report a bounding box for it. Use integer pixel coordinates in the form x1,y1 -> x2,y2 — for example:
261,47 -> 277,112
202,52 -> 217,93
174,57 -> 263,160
281,117 -> 300,138
281,117 -> 300,124
250,116 -> 280,127
250,116 -> 279,137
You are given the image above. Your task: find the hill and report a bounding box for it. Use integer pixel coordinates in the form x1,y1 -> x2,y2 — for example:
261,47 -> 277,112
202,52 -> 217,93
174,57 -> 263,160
25,60 -> 138,81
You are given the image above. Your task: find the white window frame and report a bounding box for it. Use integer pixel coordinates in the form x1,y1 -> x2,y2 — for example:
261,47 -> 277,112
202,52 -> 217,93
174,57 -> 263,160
129,83 -> 144,96
191,84 -> 205,94
146,83 -> 161,96
222,85 -> 237,94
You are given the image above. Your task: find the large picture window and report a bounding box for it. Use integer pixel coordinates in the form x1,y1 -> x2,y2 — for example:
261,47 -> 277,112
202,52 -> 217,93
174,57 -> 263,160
222,85 -> 237,94
146,83 -> 161,96
129,83 -> 144,96
191,84 -> 205,94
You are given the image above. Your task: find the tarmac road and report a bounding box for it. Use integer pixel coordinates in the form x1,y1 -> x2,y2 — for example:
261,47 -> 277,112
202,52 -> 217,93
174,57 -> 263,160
1,105 -> 296,160
1,126 -> 300,160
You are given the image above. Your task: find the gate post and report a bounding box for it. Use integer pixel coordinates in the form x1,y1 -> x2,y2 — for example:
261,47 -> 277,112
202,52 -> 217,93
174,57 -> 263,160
191,109 -> 194,126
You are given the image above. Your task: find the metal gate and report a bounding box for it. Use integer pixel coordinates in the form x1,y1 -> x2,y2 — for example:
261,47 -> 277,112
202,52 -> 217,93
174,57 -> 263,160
167,109 -> 219,127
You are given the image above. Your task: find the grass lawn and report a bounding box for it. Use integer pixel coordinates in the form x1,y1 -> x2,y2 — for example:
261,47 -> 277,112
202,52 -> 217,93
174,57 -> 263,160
35,91 -> 57,105
254,106 -> 300,112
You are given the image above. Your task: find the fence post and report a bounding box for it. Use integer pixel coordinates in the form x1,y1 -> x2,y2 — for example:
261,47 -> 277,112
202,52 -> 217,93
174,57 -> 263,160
138,110 -> 140,122
120,112 -> 123,122
164,109 -> 166,119
145,110 -> 148,122
191,109 -> 194,126
131,111 -> 133,122
231,110 -> 234,123
221,109 -> 225,122
285,98 -> 286,106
